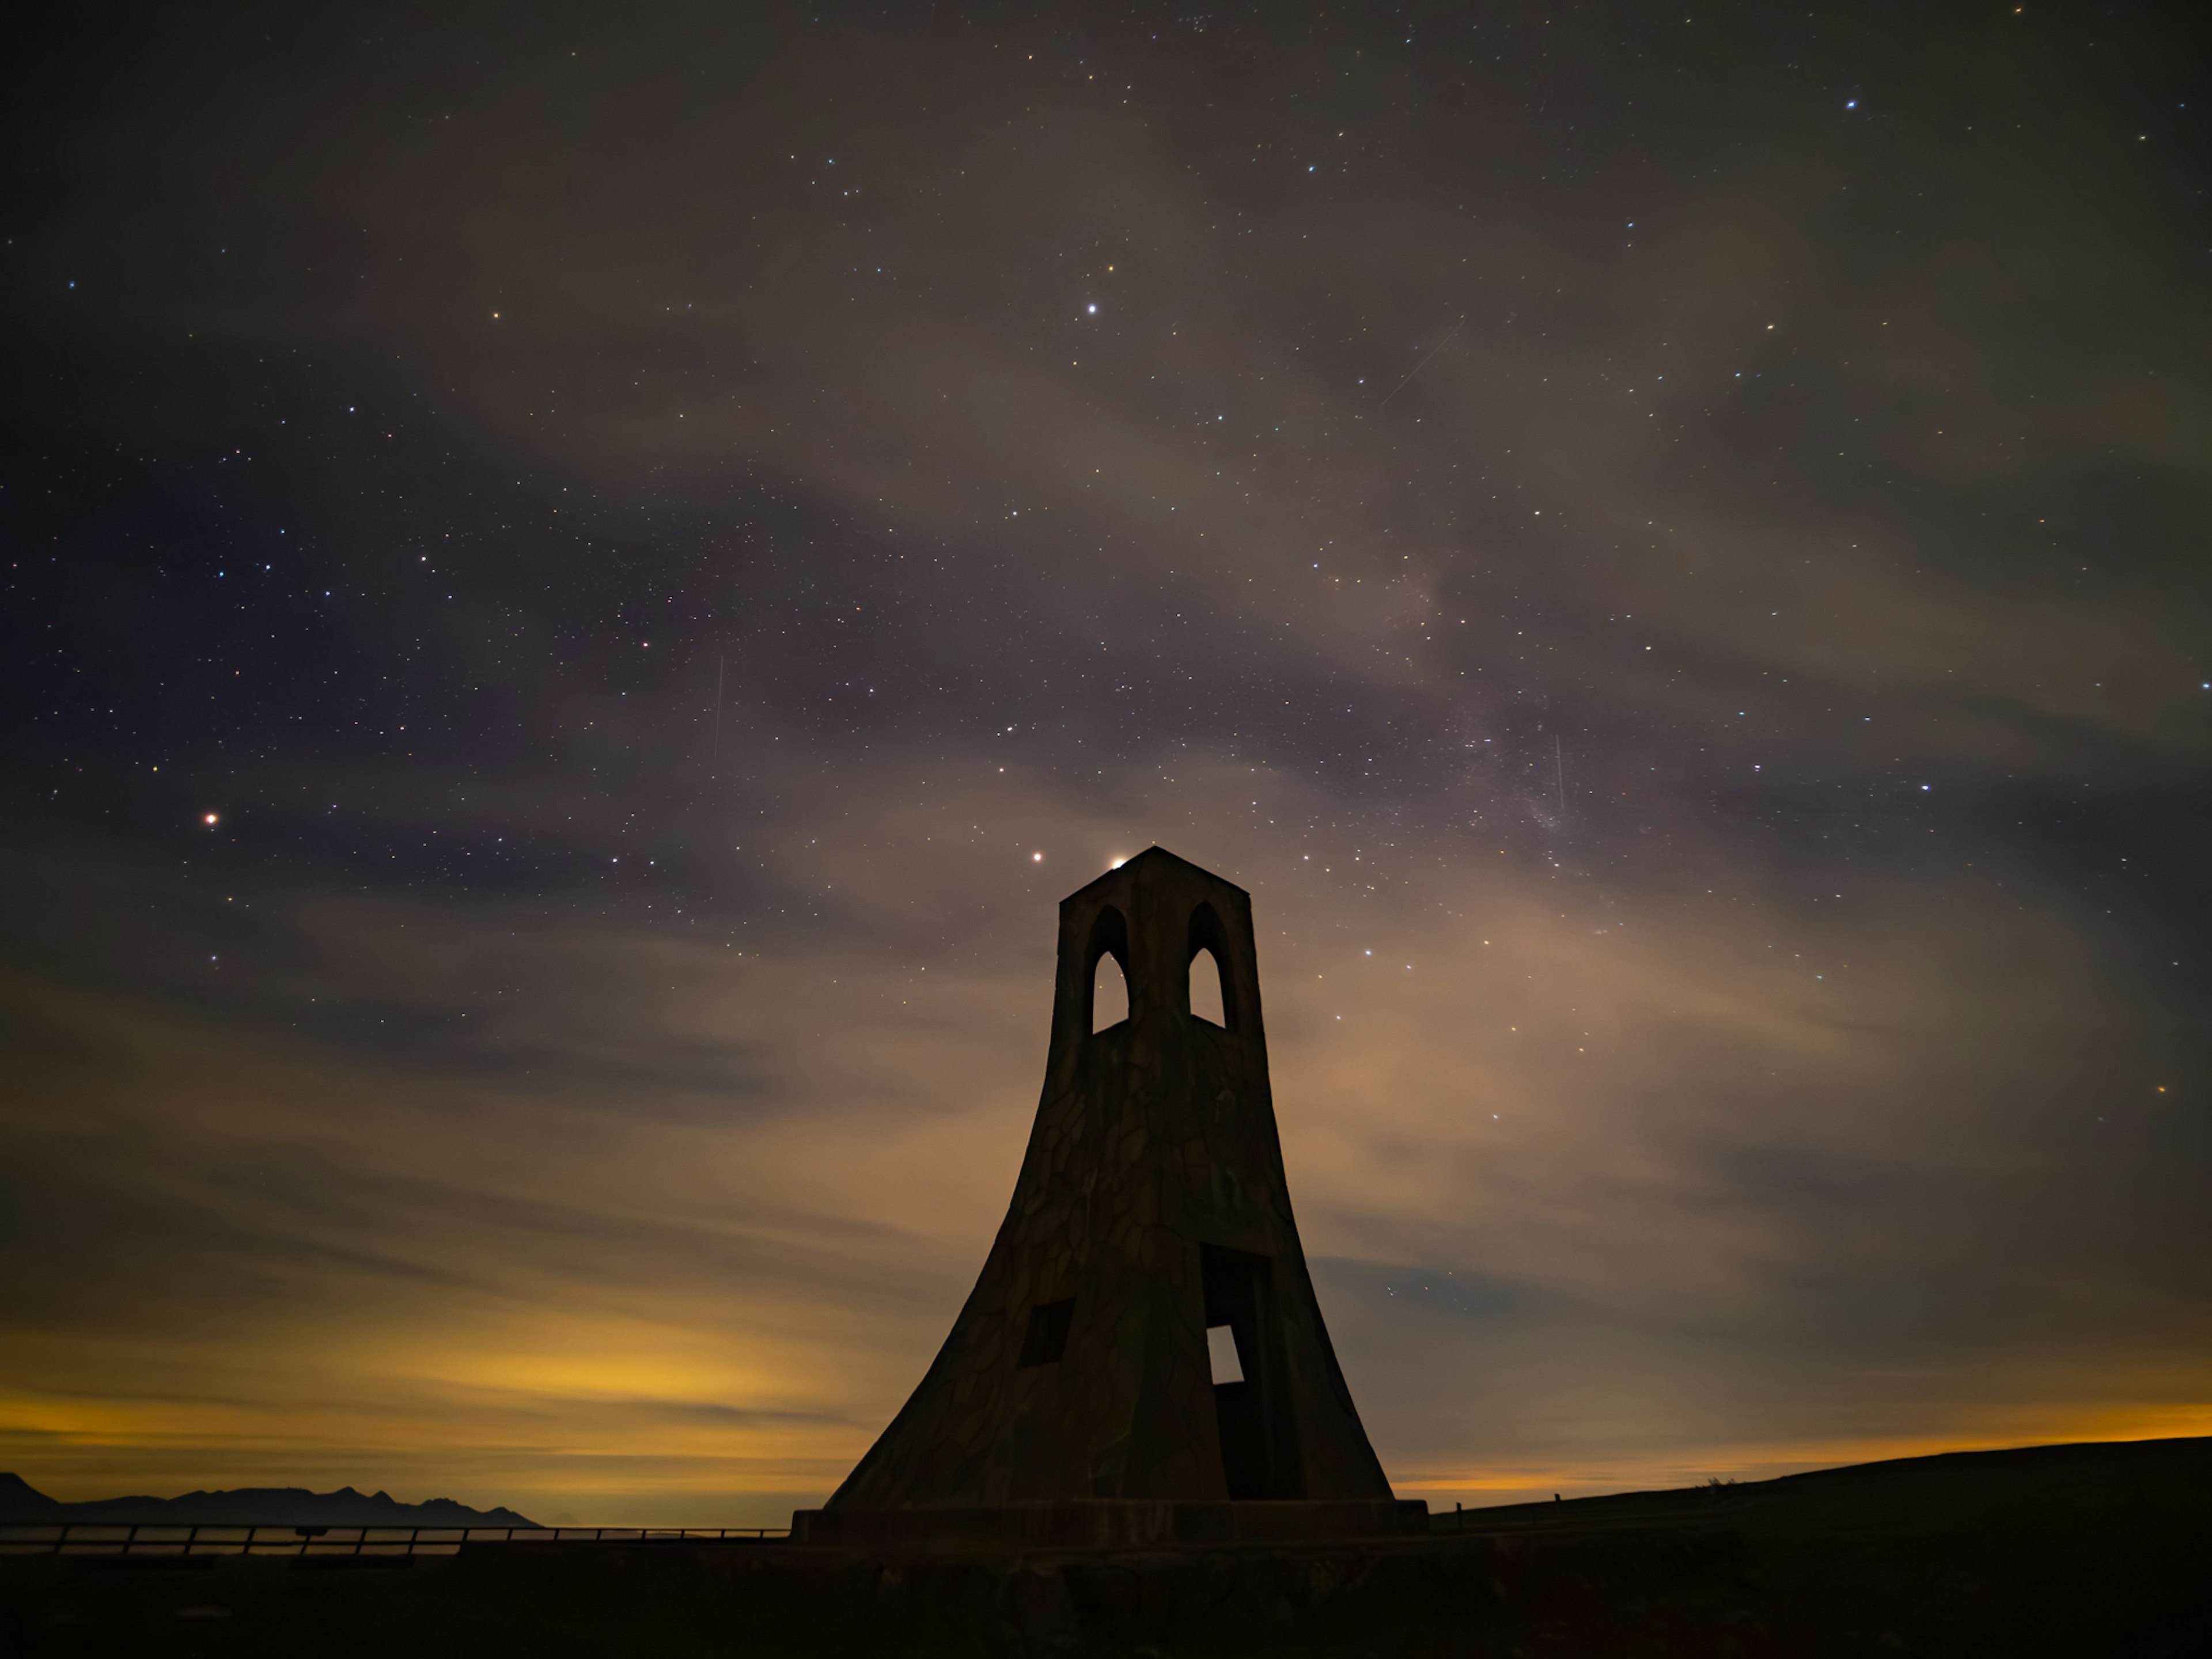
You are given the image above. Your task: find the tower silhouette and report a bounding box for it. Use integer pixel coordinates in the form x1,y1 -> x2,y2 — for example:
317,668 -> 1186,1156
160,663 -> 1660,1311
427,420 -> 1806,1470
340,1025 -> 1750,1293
798,848 -> 1419,1548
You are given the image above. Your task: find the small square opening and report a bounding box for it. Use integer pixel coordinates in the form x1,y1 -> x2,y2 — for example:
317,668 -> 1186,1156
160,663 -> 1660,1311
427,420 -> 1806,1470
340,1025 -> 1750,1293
1206,1323 -> 1245,1385
1017,1298 -> 1075,1368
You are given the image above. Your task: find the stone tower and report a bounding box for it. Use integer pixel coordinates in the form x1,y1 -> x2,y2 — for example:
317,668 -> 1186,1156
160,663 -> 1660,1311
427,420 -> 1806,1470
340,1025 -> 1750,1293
799,848 -> 1418,1548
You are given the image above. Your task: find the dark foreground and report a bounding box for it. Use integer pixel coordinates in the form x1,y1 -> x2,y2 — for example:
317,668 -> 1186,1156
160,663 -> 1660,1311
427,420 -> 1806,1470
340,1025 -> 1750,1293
4,1438 -> 2205,1657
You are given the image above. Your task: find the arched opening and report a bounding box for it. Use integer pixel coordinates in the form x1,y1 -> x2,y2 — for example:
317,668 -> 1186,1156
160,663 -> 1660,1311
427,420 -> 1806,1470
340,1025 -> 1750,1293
1085,905 -> 1131,1035
1189,947 -> 1226,1027
1092,950 -> 1129,1032
1185,903 -> 1238,1032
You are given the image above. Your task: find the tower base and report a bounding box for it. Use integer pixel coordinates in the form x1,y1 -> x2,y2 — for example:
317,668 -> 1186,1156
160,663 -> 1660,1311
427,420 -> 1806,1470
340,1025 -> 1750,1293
790,1498 -> 1429,1552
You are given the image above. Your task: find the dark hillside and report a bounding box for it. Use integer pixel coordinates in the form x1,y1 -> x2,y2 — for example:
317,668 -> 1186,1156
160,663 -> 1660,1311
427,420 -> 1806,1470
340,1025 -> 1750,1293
3,1437 -> 2205,1656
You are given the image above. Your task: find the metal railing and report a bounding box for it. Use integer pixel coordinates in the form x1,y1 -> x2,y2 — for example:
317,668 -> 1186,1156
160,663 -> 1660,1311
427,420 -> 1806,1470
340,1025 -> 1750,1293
0,1522 -> 789,1558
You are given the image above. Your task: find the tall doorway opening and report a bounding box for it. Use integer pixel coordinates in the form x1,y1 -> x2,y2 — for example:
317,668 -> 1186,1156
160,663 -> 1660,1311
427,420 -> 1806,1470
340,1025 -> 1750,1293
1200,1244 -> 1304,1499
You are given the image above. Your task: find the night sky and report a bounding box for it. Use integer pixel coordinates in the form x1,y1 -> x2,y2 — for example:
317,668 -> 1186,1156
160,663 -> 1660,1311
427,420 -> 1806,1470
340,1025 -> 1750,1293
5,3 -> 2207,1527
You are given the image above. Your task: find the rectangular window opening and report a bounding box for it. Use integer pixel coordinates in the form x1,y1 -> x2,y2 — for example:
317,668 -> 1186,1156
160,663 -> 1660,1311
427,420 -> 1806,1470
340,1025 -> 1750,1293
1206,1323 -> 1245,1386
1202,1242 -> 1304,1499
1017,1297 -> 1075,1368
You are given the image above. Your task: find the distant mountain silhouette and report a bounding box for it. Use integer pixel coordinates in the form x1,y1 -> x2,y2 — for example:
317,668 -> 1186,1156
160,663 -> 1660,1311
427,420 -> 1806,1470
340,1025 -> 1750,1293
0,1472 -> 537,1528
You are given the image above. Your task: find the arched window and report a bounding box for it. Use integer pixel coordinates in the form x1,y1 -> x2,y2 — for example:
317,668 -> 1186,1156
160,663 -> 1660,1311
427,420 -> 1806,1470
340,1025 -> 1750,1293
1085,905 -> 1131,1035
1092,950 -> 1129,1032
1189,946 -> 1226,1027
1185,903 -> 1238,1032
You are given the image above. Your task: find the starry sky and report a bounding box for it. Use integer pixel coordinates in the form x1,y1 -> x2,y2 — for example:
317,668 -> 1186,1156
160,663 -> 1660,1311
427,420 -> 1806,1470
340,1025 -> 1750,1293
3,2 -> 2207,1526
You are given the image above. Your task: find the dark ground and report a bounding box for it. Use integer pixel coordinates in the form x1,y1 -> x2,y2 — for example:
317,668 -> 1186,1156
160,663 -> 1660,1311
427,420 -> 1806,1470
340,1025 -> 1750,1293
3,1438 -> 2205,1657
